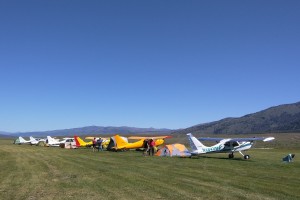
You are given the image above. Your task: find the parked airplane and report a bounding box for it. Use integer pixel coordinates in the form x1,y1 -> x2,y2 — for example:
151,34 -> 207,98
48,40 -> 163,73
45,136 -> 77,147
46,136 -> 62,147
14,136 -> 31,144
187,133 -> 275,159
60,138 -> 77,149
29,136 -> 45,145
113,135 -> 171,151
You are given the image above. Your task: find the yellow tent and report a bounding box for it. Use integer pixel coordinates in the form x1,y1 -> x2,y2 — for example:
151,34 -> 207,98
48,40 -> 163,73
155,143 -> 191,157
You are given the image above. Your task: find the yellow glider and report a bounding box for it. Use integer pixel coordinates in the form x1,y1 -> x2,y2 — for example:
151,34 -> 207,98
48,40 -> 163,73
128,136 -> 172,140
113,135 -> 171,151
85,136 -> 108,140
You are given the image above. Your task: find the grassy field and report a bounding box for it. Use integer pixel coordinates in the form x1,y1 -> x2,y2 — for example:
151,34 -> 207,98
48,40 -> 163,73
0,134 -> 300,200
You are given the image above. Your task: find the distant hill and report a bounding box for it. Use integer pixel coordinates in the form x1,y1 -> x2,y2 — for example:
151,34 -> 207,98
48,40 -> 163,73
0,134 -> 13,138
3,101 -> 300,138
0,131 -> 11,135
173,101 -> 300,135
6,126 -> 172,137
0,131 -> 13,138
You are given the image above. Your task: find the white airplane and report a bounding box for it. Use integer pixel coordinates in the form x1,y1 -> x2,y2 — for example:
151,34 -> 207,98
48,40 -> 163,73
29,136 -> 46,145
60,137 -> 77,148
187,133 -> 275,159
15,136 -> 31,144
59,137 -> 75,143
46,136 -> 76,147
46,136 -> 62,147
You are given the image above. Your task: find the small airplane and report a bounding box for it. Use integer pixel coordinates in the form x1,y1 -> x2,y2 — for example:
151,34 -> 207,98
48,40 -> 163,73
14,136 -> 45,145
74,136 -> 111,148
46,136 -> 77,148
187,133 -> 275,159
59,137 -> 75,144
29,136 -> 46,145
112,135 -> 171,151
59,138 -> 77,149
46,136 -> 63,147
14,136 -> 31,144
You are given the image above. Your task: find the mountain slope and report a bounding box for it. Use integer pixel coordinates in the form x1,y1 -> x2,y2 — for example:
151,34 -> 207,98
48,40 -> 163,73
3,102 -> 300,137
174,101 -> 300,134
9,126 -> 172,137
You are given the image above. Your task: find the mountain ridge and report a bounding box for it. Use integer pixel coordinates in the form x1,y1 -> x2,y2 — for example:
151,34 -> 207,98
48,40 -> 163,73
173,101 -> 300,135
4,126 -> 172,137
2,101 -> 300,138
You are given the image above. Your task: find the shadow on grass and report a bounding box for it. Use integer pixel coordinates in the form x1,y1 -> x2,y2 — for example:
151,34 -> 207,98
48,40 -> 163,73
190,155 -> 251,162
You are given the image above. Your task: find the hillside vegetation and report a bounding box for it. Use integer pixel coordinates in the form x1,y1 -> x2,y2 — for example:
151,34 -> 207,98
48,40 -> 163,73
5,126 -> 172,137
2,101 -> 300,138
175,102 -> 300,134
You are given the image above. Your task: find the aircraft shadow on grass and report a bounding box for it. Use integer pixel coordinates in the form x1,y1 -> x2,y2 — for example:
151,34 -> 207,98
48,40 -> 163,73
189,155 -> 251,161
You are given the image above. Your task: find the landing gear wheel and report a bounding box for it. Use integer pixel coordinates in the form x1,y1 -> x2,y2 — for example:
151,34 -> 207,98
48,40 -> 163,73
228,153 -> 234,159
244,155 -> 250,159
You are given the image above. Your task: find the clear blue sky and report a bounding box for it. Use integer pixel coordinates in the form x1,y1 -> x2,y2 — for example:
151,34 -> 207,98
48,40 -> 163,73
0,1 -> 299,132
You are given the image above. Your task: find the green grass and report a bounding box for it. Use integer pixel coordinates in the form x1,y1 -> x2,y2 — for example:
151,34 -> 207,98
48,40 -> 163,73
0,136 -> 300,200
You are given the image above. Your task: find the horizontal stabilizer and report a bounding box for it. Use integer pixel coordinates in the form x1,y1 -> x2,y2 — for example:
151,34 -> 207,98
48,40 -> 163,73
85,136 -> 109,140
199,137 -> 275,142
263,137 -> 275,142
128,136 -> 172,140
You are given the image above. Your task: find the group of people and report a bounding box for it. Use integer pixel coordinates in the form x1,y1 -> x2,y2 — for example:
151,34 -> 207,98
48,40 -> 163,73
91,137 -> 157,155
92,137 -> 103,152
143,138 -> 156,156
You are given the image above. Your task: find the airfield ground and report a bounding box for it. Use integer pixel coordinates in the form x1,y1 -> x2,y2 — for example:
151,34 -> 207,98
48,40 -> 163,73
0,133 -> 300,200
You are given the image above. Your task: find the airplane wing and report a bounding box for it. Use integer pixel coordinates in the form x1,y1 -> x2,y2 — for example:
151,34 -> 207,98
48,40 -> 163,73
85,137 -> 109,140
85,137 -> 96,140
199,137 -> 275,142
128,136 -> 172,140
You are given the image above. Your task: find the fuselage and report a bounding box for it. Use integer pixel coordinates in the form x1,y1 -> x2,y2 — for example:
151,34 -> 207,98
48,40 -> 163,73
117,138 -> 165,150
190,141 -> 253,155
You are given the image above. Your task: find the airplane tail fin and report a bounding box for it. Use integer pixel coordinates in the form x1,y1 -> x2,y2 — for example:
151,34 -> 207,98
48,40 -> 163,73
29,136 -> 36,142
19,136 -> 27,143
74,136 -> 86,147
114,135 -> 128,148
187,133 -> 207,151
47,136 -> 58,144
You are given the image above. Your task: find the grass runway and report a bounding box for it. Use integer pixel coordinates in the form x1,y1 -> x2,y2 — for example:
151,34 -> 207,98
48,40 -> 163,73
0,137 -> 299,200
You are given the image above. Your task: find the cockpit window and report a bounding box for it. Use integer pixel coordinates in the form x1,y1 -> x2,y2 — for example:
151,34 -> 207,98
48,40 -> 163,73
224,142 -> 231,147
232,141 -> 239,147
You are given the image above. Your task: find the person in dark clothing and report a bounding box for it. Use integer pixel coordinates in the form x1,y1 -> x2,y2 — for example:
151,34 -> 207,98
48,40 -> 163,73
143,139 -> 149,156
97,138 -> 103,151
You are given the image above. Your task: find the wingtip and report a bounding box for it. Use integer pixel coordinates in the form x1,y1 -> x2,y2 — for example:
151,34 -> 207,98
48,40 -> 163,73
263,137 -> 275,142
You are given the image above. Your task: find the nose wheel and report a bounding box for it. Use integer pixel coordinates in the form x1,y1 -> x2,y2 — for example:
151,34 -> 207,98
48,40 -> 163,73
239,151 -> 250,159
229,152 -> 250,159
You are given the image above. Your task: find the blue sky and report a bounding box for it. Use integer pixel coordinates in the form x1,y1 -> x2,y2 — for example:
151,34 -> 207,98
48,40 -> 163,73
0,1 -> 299,132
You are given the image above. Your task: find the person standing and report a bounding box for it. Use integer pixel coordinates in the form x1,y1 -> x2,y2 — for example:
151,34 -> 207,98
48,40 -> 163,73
148,139 -> 156,156
97,138 -> 103,151
143,139 -> 149,156
92,137 -> 97,152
